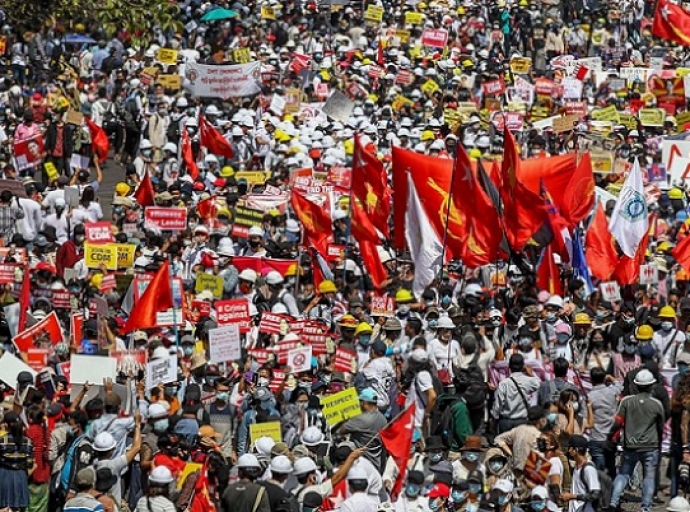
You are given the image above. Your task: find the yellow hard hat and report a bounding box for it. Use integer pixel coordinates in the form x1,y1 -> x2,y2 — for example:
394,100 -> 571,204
354,322 -> 374,337
462,59 -> 474,68
362,58 -> 372,65
216,208 -> 231,218
344,139 -> 354,155
269,208 -> 281,217
318,280 -> 338,294
519,0 -> 528,5
457,6 -> 466,14
338,314 -> 358,328
636,324 -> 654,341
115,182 -> 131,196
659,306 -> 677,319
421,130 -> 435,141
469,148 -> 482,160
90,273 -> 103,289
395,288 -> 414,303
419,2 -> 427,7
573,312 -> 592,325
284,114 -> 294,122
657,241 -> 672,252
220,166 -> 235,178
669,187 -> 684,200
75,23 -> 85,33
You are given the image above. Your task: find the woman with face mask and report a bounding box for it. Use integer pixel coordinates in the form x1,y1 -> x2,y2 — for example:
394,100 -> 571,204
580,329 -> 612,372
556,390 -> 592,437
549,323 -> 574,362
611,331 -> 643,382
282,388 -> 310,449
427,483 -> 451,512
536,433 -> 564,506
394,470 -> 431,512
527,486 -> 553,512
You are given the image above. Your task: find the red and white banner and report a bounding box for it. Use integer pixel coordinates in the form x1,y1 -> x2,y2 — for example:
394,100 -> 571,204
247,349 -> 271,364
185,61 -> 262,98
26,348 -> 49,372
144,207 -> 188,231
395,70 -> 414,85
52,290 -> 72,310
13,135 -> 45,171
259,312 -> 290,335
85,222 -> 114,244
370,295 -> 395,317
421,29 -> 448,48
13,311 -> 64,352
301,320 -> 328,355
276,340 -> 301,364
483,79 -> 506,96
334,348 -> 356,373
215,299 -> 251,332
0,263 -> 16,285
288,346 -> 312,373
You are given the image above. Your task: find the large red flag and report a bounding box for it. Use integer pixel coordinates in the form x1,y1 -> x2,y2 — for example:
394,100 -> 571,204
197,195 -> 216,219
199,115 -> 234,159
653,0 -> 690,46
190,460 -> 217,512
673,234 -> 690,272
350,199 -> 388,289
380,404 -> 416,499
181,127 -> 199,180
86,118 -> 109,164
562,153 -> 595,227
537,244 -> 563,295
500,129 -> 547,252
122,260 -> 174,333
353,134 -> 391,238
585,203 -> 618,281
613,232 -> 648,285
290,190 -> 333,256
134,169 -> 155,207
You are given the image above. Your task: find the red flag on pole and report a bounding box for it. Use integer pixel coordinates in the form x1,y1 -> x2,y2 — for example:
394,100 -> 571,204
290,189 -> 333,256
380,404 -> 417,499
652,0 -> 690,46
181,127 -> 199,180
134,169 -> 155,207
85,118 -> 109,164
199,115 -> 234,159
537,244 -> 563,295
585,203 -> 618,281
122,260 -> 174,333
352,134 -> 391,238
673,233 -> 690,272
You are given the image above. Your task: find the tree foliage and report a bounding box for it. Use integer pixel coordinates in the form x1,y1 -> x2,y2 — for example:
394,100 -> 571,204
4,0 -> 183,47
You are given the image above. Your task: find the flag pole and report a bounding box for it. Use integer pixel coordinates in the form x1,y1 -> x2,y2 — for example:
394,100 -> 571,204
342,133 -> 358,284
438,149 -> 459,282
169,256 -> 180,347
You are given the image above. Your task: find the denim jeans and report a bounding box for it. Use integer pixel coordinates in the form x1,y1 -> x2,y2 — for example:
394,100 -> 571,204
670,443 -> 684,498
589,440 -> 617,479
611,449 -> 659,512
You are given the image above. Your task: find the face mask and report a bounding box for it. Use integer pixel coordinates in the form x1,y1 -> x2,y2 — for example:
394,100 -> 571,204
429,452 -> 443,463
398,305 -> 410,316
183,347 -> 194,356
546,412 -> 558,424
66,425 -> 75,436
297,402 -> 308,410
216,392 -> 229,402
625,343 -> 638,355
571,401 -> 580,413
249,240 -> 260,248
441,296 -> 452,307
463,451 -> 480,462
497,495 -> 510,506
359,334 -> 371,346
592,339 -> 604,348
451,490 -> 466,502
75,235 -> 85,244
624,316 -> 635,326
405,484 -> 421,498
545,312 -> 556,322
153,418 -> 169,433
469,483 -> 482,494
662,321 -> 674,331
556,334 -> 570,345
428,318 -> 438,329
532,501 -> 546,511
596,310 -> 606,320
298,381 -> 311,390
680,364 -> 689,376
491,318 -> 502,327
142,149 -> 152,157
258,377 -> 270,387
489,460 -> 505,473
429,499 -> 441,511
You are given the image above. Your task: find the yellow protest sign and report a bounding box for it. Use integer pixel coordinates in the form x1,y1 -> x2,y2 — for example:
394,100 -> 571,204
364,5 -> 384,22
530,106 -> 550,120
408,46 -> 423,59
591,105 -> 620,124
405,12 -> 424,24
84,243 -> 118,270
677,111 -> 690,127
444,108 -> 461,127
177,463 -> 202,490
234,171 -> 271,184
44,162 -> 59,182
421,79 -> 440,96
233,48 -> 251,64
510,57 -> 532,74
392,95 -> 413,111
677,68 -> 690,77
156,48 -> 178,65
320,387 -> 361,425
261,6 -> 276,19
195,273 -> 224,299
618,114 -> 638,130
638,108 -> 666,127
395,30 -> 411,43
250,421 -> 282,443
157,75 -> 181,90
457,102 -> 478,113
590,151 -> 613,173
116,244 -> 136,269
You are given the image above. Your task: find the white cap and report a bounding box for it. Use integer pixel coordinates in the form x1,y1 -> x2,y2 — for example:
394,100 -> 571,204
667,496 -> 690,512
410,349 -> 429,363
531,486 -> 548,499
152,346 -> 169,360
347,464 -> 369,481
495,479 -> 514,494
545,295 -> 564,309
149,466 -> 174,484
238,269 -> 257,283
248,226 -> 264,237
265,270 -> 284,285
294,457 -> 318,476
237,453 -> 262,469
255,436 -> 276,455
148,403 -> 168,419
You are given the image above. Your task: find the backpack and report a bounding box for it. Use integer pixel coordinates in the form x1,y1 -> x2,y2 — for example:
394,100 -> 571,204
547,380 -> 562,405
60,434 -> 96,491
581,461 -> 612,511
431,394 -> 472,449
121,96 -> 141,131
455,353 -> 488,411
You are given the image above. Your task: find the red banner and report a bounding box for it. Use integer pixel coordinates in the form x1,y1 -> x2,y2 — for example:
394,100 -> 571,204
247,349 -> 271,364
85,222 -> 114,244
482,79 -> 506,96
421,29 -> 449,48
301,320 -> 328,355
144,207 -> 188,231
276,340 -> 301,364
0,263 -> 16,285
259,313 -> 290,335
26,348 -> 49,371
52,290 -> 72,310
334,348 -> 356,373
13,135 -> 45,171
215,299 -> 251,332
13,311 -> 64,352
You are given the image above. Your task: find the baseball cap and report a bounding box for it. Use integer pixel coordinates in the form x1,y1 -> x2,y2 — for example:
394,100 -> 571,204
427,483 -> 451,499
76,467 -> 96,488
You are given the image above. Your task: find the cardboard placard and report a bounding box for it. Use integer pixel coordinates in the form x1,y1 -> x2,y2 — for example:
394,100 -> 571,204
195,273 -> 224,299
156,48 -> 179,65
640,264 -> 659,285
65,110 -> 84,126
157,74 -> 181,90
70,355 -> 118,384
0,352 -> 36,388
370,295 -> 395,317
145,355 -> 178,389
84,243 -> 118,270
249,421 -> 282,443
552,115 -> 580,133
209,324 -> 241,363
287,346 -> 312,373
320,387 -> 362,425
600,281 -> 621,302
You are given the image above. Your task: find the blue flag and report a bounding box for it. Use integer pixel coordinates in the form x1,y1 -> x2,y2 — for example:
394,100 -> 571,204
572,228 -> 594,294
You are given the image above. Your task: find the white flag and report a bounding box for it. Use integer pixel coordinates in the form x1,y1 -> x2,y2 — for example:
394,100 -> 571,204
608,159 -> 648,258
405,175 -> 444,297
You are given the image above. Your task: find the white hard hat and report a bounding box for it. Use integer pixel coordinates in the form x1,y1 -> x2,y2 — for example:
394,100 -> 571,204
238,269 -> 257,283
149,466 -> 174,484
545,295 -> 564,309
237,453 -> 262,469
265,270 -> 284,285
140,139 -> 153,150
270,455 -> 293,474
185,117 -> 198,127
248,226 -> 264,237
204,154 -> 219,164
176,97 -> 189,108
464,283 -> 482,297
667,496 -> 690,512
217,237 -> 235,257
436,316 -> 455,330
347,464 -> 369,481
272,303 -> 288,314
232,126 -> 244,137
93,432 -> 117,452
633,369 -> 656,386
255,436 -> 276,455
152,346 -> 169,360
294,457 -> 319,476
301,426 -> 324,447
410,348 -> 429,363
163,142 -> 177,153
205,105 -> 220,116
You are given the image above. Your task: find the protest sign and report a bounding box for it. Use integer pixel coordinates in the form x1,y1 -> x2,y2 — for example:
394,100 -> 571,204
26,349 -> 48,372
116,244 -> 136,268
334,348 -> 356,373
156,48 -> 178,65
144,207 -> 188,230
146,355 -> 178,389
13,135 -> 45,171
85,222 -> 114,245
287,346 -> 312,373
184,62 -> 261,98
84,243 -> 118,270
215,299 -> 251,332
370,295 -> 395,317
662,139 -> 690,183
0,179 -> 27,198
195,274 -> 224,299
364,5 -> 384,21
111,350 -> 148,377
322,91 -> 355,123
320,387 -> 361,425
158,75 -> 181,90
259,313 -> 290,335
209,324 -> 241,363
13,311 -> 64,352
70,355 -> 117,384
600,281 -> 622,302
250,421 -> 282,443
640,264 -> 659,285
421,29 -> 448,48
639,108 -> 666,126
0,353 -> 36,388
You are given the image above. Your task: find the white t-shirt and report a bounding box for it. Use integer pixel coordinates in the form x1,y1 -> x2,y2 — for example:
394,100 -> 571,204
407,371 -> 433,427
362,357 -> 395,409
428,339 -> 460,371
570,462 -> 600,512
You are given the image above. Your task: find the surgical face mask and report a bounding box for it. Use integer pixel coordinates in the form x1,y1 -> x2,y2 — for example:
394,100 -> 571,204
359,334 -> 371,346
153,418 -> 169,433
429,498 -> 441,511
625,343 -> 638,355
398,305 -> 410,316
556,334 -> 570,345
491,318 -> 502,327
546,412 -> 558,424
497,494 -> 510,506
463,451 -> 480,462
428,452 -> 443,463
75,235 -> 85,244
451,490 -> 466,503
489,460 -> 505,473
257,377 -> 270,387
469,483 -> 482,494
531,500 -> 546,511
661,321 -> 674,331
519,338 -> 533,349
297,401 -> 308,410
571,401 -> 580,413
545,312 -> 556,322
142,149 -> 152,157
441,295 -> 452,307
216,392 -> 229,402
624,316 -> 635,326
183,346 -> 194,356
165,385 -> 178,396
405,484 -> 421,498
428,318 -> 438,329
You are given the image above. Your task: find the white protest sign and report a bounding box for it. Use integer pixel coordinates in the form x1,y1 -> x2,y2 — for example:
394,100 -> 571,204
146,355 -> 178,388
287,346 -> 312,374
662,139 -> 690,185
0,352 -> 36,388
184,62 -> 261,98
322,90 -> 355,123
562,78 -> 583,99
640,264 -> 659,285
270,94 -> 286,116
209,324 -> 242,363
70,355 -> 117,384
600,281 -> 621,302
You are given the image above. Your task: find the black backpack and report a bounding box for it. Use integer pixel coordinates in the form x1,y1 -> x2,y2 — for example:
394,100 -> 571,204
430,394 -> 464,448
455,353 -> 488,411
581,462 -> 612,511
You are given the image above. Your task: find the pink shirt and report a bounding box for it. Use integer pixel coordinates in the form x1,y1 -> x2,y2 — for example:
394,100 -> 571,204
15,122 -> 40,142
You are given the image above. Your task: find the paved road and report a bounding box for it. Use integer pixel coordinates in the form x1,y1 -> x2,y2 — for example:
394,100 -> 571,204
97,154 -> 123,219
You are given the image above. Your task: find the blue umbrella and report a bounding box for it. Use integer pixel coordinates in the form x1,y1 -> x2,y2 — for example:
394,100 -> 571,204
201,7 -> 239,21
64,34 -> 97,44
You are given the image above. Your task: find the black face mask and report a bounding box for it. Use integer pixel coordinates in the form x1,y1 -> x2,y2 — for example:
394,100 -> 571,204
249,240 -> 260,248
